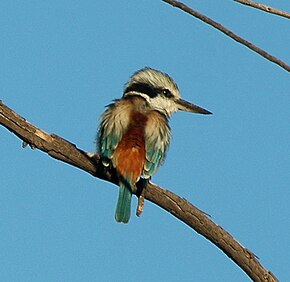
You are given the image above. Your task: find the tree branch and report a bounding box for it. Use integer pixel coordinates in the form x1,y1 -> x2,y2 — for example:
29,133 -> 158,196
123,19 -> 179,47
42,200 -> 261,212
161,0 -> 290,73
0,100 -> 279,281
234,0 -> 290,19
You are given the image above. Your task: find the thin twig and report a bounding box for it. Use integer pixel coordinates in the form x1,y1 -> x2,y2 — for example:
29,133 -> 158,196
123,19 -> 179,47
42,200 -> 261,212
162,0 -> 290,73
0,101 -> 279,282
234,0 -> 290,19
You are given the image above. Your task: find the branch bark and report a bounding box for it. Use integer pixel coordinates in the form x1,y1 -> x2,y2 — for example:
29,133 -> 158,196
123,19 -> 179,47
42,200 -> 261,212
234,0 -> 290,19
161,0 -> 290,73
0,100 -> 279,282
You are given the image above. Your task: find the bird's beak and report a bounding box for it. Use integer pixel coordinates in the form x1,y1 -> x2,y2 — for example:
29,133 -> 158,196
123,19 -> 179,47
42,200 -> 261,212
176,99 -> 212,115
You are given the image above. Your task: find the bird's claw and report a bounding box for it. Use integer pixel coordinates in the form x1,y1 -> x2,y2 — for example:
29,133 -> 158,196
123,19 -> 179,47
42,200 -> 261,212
136,191 -> 145,217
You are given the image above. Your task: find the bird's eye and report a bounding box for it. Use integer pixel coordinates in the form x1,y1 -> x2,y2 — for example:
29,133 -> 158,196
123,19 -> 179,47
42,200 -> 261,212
162,89 -> 172,98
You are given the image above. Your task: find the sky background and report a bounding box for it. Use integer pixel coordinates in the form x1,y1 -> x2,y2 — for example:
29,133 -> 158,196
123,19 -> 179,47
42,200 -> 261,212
1,1 -> 290,281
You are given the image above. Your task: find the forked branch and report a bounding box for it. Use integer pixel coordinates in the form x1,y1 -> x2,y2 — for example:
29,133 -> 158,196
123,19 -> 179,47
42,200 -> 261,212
0,101 -> 278,282
162,0 -> 290,73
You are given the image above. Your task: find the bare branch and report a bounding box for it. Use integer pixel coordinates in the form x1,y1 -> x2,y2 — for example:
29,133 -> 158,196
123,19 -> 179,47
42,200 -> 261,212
234,0 -> 290,19
0,100 -> 279,281
162,0 -> 290,73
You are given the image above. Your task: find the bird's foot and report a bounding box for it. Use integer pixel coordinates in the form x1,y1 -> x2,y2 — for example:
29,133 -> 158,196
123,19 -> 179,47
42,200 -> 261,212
136,178 -> 149,217
136,192 -> 145,217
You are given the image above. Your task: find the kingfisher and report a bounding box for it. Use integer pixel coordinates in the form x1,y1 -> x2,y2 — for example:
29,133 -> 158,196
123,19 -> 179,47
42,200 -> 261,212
97,67 -> 212,223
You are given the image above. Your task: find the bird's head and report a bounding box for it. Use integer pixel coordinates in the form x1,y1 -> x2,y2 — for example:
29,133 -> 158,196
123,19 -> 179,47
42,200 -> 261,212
123,67 -> 212,117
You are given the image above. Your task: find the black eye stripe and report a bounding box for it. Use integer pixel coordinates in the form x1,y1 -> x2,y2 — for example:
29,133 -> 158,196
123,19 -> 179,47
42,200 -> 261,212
124,83 -> 173,99
124,83 -> 158,98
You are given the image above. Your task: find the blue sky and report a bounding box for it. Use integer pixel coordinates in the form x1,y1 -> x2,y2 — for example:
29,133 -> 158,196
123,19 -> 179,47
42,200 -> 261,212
1,1 -> 289,281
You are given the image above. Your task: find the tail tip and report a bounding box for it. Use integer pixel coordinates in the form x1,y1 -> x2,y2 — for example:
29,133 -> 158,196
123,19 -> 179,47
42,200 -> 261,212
115,213 -> 130,224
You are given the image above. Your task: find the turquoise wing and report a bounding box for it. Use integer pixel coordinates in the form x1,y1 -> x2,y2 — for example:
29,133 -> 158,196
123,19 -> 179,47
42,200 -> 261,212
97,101 -> 129,166
143,114 -> 171,178
99,121 -> 119,158
143,144 -> 166,178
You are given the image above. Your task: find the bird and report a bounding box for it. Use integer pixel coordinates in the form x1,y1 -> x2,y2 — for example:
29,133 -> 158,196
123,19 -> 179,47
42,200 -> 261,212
97,67 -> 212,223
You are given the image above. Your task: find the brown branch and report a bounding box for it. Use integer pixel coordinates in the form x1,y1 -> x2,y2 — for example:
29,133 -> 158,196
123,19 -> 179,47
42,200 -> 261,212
0,100 -> 278,282
161,0 -> 290,73
234,0 -> 290,19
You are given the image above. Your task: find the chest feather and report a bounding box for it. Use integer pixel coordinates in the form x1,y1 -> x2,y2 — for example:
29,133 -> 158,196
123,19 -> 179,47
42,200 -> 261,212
113,111 -> 148,182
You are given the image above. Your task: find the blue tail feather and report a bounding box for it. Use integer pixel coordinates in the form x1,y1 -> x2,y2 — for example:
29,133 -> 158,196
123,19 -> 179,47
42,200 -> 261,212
115,182 -> 132,223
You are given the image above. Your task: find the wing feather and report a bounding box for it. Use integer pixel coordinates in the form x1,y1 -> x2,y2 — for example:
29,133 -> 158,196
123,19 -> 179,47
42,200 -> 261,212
97,100 -> 131,166
143,112 -> 171,178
